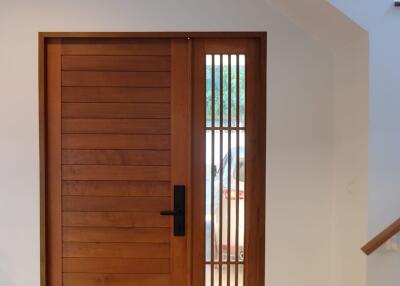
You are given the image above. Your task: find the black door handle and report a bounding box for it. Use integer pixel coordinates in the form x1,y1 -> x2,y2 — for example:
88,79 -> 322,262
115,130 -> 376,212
160,210 -> 177,216
160,185 -> 185,236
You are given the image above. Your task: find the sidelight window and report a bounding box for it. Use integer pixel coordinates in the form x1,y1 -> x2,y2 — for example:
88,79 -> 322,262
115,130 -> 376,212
205,54 -> 246,286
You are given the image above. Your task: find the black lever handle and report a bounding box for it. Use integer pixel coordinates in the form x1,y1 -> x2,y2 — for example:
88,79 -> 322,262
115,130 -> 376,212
160,210 -> 177,216
160,185 -> 185,236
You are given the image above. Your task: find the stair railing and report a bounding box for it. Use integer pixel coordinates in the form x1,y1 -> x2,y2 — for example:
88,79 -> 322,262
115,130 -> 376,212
361,218 -> 400,255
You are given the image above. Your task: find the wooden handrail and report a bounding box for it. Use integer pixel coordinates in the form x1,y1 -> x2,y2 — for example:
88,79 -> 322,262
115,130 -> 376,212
361,218 -> 400,255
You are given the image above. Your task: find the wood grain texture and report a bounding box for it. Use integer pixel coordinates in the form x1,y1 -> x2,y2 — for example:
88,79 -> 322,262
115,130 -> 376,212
62,181 -> 170,197
204,38 -> 249,53
191,37 -> 267,286
244,37 -> 266,286
62,150 -> 170,165
62,134 -> 170,150
63,196 -> 170,212
63,273 -> 170,286
39,33 -> 46,286
63,227 -> 170,243
62,165 -> 170,181
62,103 -> 170,119
62,71 -> 170,87
63,212 -> 169,228
41,33 -> 267,286
63,242 -> 170,258
46,38 -> 63,286
62,55 -> 170,71
62,119 -> 170,134
61,38 -> 171,55
63,258 -> 170,273
191,39 -> 206,286
62,87 -> 170,103
41,32 -> 265,39
170,39 -> 191,286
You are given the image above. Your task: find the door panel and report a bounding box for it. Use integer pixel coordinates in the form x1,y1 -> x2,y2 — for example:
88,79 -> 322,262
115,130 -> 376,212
62,103 -> 171,119
62,212 -> 169,228
61,118 -> 170,134
62,71 -> 171,87
62,227 -> 170,243
61,87 -> 171,103
61,55 -> 171,71
42,34 -> 265,286
62,134 -> 171,150
62,258 -> 170,273
62,181 -> 170,197
62,149 -> 170,165
61,38 -> 171,55
63,273 -> 170,286
45,37 -> 189,286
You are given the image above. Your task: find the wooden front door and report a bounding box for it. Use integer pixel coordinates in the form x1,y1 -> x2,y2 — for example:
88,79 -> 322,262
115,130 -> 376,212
40,33 -> 266,286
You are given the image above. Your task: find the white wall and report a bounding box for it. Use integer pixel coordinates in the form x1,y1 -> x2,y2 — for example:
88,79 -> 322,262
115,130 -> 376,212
266,22 -> 334,286
331,35 -> 368,286
0,0 -> 335,285
329,0 -> 400,286
264,2 -> 370,285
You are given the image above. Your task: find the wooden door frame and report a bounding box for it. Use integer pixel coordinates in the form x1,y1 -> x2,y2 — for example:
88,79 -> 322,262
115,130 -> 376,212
39,32 -> 266,286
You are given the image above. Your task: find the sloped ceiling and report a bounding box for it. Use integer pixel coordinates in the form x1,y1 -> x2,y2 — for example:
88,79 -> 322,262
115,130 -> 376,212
267,0 -> 367,52
330,0 -> 397,31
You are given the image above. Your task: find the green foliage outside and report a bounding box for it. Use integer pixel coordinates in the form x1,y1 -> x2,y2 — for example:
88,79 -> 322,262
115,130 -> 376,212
206,63 -> 245,127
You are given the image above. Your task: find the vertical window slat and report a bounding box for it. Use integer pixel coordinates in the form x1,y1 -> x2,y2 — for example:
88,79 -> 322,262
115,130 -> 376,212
227,54 -> 232,286
219,54 -> 223,286
235,54 -> 240,286
211,54 -> 215,286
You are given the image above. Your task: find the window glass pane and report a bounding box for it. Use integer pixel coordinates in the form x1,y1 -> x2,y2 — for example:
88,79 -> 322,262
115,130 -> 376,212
205,54 -> 246,286
222,55 -> 229,127
230,55 -> 237,128
239,55 -> 245,127
205,130 -> 212,262
206,55 -> 213,128
214,55 -> 221,127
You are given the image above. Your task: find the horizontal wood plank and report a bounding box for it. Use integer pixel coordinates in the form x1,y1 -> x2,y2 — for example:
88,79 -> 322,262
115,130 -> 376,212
62,87 -> 170,103
63,212 -> 169,228
61,38 -> 171,55
62,71 -> 170,87
63,196 -> 170,212
62,150 -> 170,166
62,55 -> 170,71
62,119 -> 170,134
62,165 -> 170,181
63,227 -> 170,243
62,134 -> 170,150
63,258 -> 170,273
63,273 -> 170,286
62,103 -> 170,119
62,181 -> 170,197
63,242 -> 170,258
